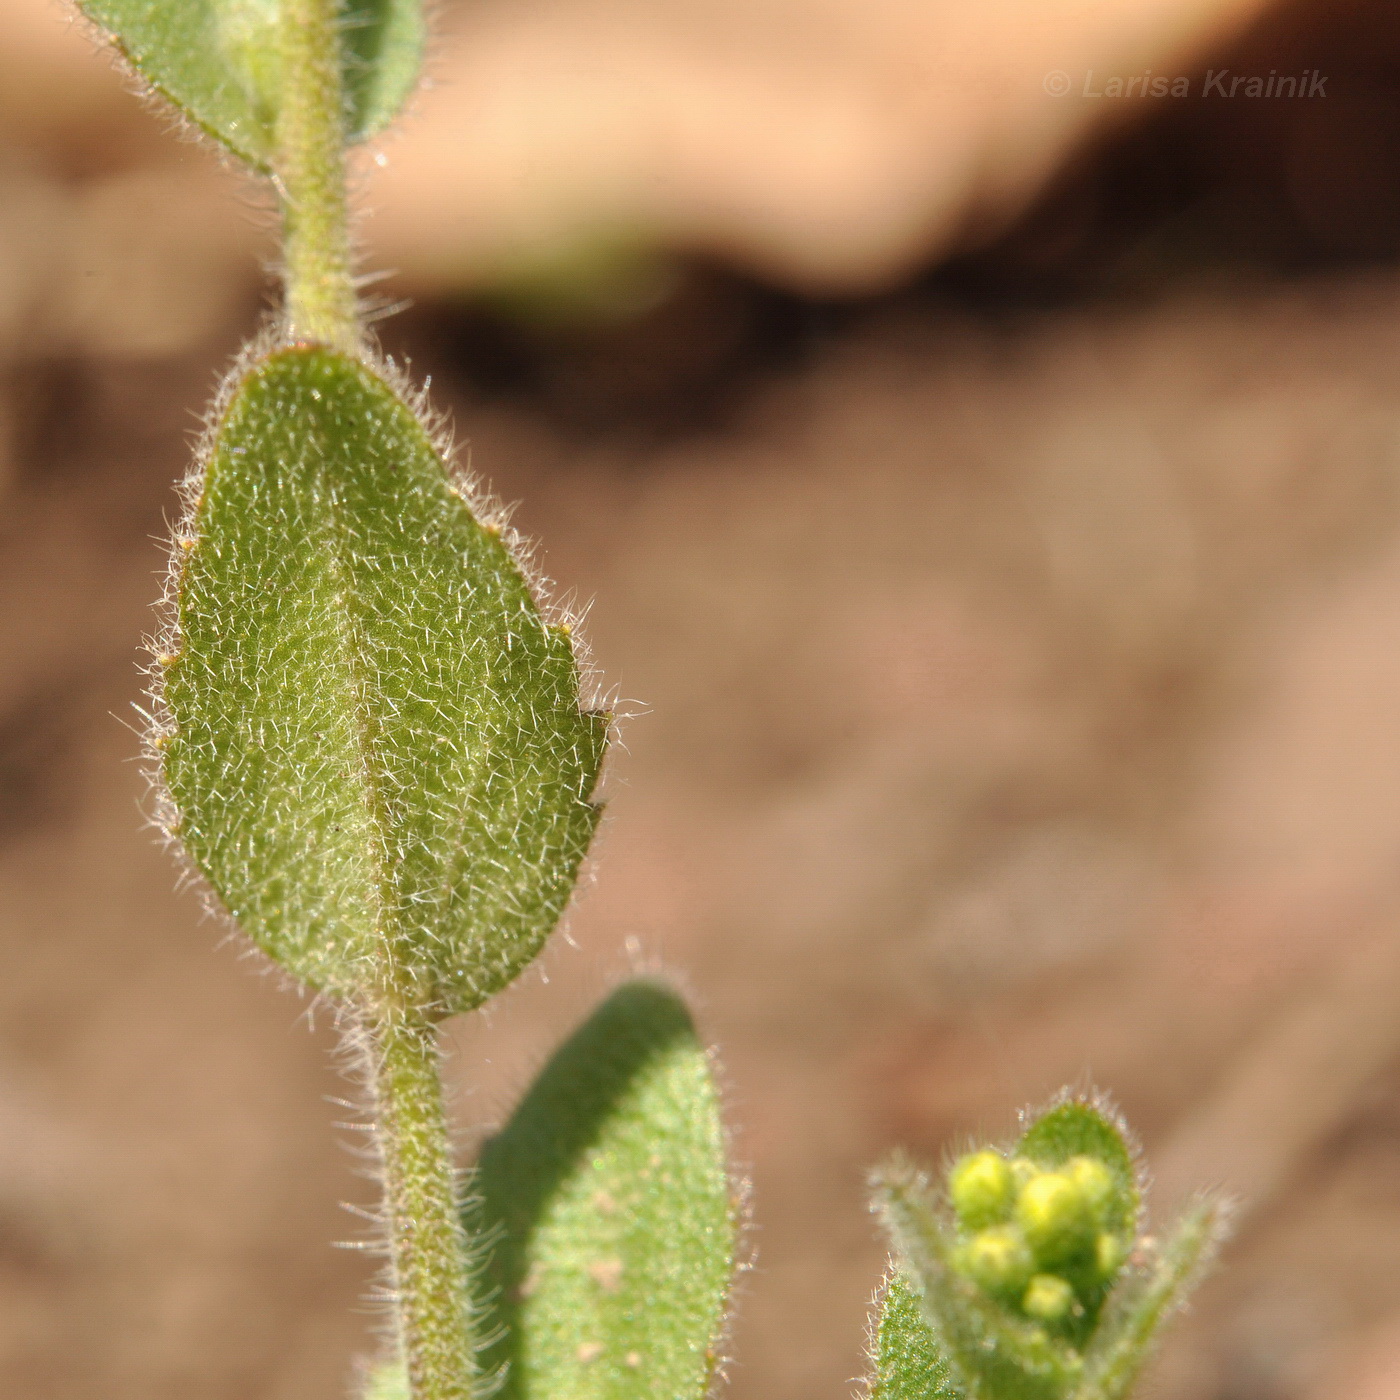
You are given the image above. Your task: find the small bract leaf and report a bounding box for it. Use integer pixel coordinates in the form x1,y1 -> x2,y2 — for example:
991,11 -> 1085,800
161,345 -> 605,1014
476,981 -> 735,1400
1075,1197 -> 1228,1400
868,1270 -> 964,1400
78,0 -> 424,167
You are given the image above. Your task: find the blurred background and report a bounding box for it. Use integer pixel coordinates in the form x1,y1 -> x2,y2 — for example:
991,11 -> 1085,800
5,0 -> 1400,1396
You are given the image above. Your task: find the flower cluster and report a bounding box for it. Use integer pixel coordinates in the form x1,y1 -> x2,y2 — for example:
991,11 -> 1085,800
947,1148 -> 1132,1334
873,1099 -> 1226,1400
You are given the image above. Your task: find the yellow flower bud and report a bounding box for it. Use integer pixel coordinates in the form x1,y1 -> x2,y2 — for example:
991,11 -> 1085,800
954,1225 -> 1034,1297
1016,1171 -> 1095,1265
948,1150 -> 1014,1228
1022,1273 -> 1076,1323
1067,1155 -> 1117,1220
1095,1231 -> 1127,1279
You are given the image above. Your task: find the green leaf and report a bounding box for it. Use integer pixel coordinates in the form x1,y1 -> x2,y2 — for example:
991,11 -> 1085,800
1074,1198 -> 1227,1400
368,982 -> 736,1399
342,0 -> 425,144
78,0 -> 424,168
868,1270 -> 964,1400
1016,1100 -> 1140,1237
160,345 -> 605,1014
477,981 -> 736,1400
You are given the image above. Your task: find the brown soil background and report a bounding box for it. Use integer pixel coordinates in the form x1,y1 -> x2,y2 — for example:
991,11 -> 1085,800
6,2 -> 1400,1399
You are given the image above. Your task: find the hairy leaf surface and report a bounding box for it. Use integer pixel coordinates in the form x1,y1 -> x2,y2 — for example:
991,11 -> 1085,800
79,0 -> 423,167
868,1270 -> 963,1400
161,345 -> 605,1013
1076,1198 -> 1226,1400
477,981 -> 735,1400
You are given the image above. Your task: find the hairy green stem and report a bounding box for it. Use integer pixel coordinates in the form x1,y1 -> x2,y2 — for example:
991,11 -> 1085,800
274,9 -> 470,1394
276,0 -> 358,346
372,1013 -> 478,1400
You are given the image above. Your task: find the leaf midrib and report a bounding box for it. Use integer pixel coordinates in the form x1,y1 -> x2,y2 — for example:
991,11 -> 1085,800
312,396 -> 412,1009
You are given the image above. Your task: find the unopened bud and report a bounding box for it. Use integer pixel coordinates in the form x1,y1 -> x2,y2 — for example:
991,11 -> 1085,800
1016,1172 -> 1095,1264
948,1151 -> 1014,1229
1095,1231 -> 1127,1279
1022,1273 -> 1076,1323
954,1225 -> 1034,1297
1067,1156 -> 1117,1220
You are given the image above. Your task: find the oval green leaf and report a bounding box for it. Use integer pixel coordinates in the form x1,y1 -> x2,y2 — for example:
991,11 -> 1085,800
79,0 -> 423,168
160,344 -> 605,1014
475,981 -> 735,1400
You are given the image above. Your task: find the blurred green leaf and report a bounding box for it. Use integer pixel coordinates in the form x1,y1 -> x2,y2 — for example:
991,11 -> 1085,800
868,1270 -> 964,1400
161,345 -> 605,1014
342,0 -> 425,142
78,0 -> 424,167
476,981 -> 736,1399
